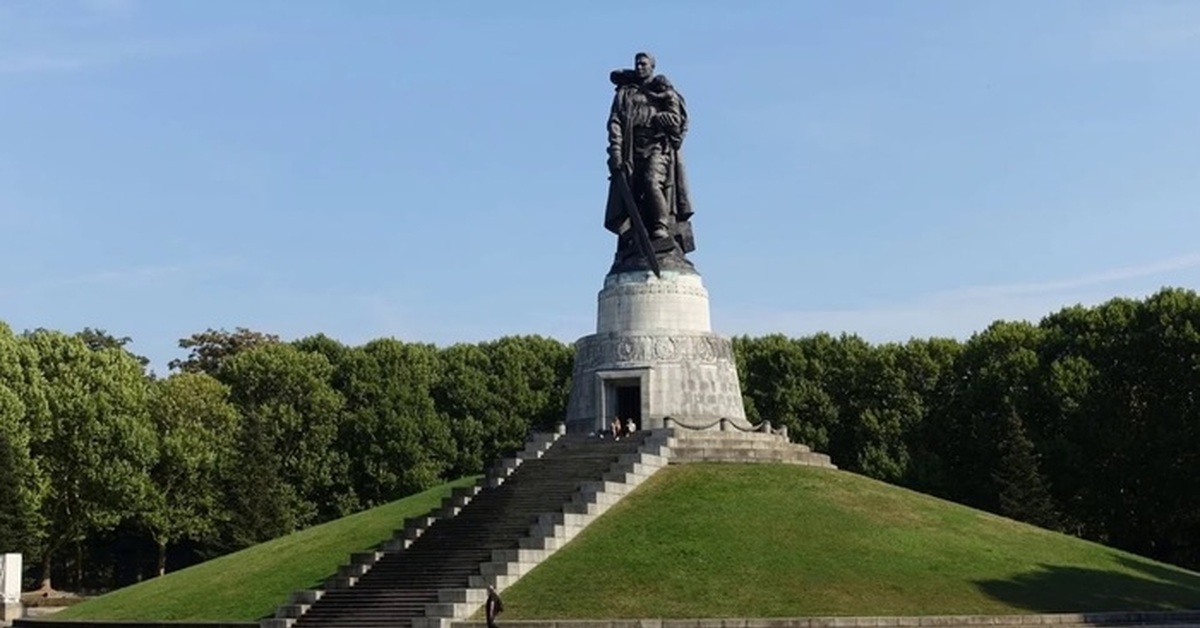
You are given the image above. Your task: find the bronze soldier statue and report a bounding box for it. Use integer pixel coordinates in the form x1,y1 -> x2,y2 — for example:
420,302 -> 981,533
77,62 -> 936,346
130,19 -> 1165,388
604,52 -> 695,275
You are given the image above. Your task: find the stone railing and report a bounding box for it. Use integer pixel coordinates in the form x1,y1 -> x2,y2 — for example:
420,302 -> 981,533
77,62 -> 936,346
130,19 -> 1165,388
657,418 -> 834,469
661,416 -> 789,440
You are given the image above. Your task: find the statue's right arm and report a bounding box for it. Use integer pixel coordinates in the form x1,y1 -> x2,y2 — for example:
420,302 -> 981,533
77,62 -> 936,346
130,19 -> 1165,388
606,92 -> 624,170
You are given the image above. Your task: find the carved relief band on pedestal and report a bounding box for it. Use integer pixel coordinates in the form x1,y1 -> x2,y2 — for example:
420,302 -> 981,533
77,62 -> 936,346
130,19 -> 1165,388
601,281 -> 710,300
572,333 -> 733,373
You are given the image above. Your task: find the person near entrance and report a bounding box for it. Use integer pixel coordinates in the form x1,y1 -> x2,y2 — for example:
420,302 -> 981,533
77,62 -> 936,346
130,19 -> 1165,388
611,416 -> 623,440
485,585 -> 504,628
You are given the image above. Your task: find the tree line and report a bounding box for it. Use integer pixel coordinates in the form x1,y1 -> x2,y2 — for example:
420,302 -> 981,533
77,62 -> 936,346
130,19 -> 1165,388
0,286 -> 1196,591
0,326 -> 572,591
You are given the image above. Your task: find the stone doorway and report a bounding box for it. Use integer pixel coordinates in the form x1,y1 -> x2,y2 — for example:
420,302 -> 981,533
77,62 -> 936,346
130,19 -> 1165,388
614,382 -> 642,425
595,370 -> 647,433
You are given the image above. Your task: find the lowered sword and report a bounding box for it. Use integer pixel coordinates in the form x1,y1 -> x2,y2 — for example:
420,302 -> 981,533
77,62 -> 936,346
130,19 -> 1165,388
611,165 -> 662,278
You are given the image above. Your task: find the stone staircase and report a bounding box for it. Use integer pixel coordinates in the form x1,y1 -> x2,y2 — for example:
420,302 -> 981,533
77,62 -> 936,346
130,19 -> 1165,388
263,430 -> 561,628
264,421 -> 835,628
270,428 -> 671,628
662,422 -> 837,469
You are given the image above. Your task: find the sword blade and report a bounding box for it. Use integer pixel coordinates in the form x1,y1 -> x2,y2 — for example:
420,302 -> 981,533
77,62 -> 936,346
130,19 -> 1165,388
613,169 -> 662,278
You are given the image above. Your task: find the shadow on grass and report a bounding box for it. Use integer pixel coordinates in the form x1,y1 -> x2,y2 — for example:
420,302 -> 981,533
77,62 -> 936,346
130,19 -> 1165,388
975,561 -> 1200,613
1113,555 -> 1200,593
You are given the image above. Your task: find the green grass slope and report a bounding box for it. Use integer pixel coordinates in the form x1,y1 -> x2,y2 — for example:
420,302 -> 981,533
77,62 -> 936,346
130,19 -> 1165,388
499,464 -> 1200,618
58,476 -> 480,622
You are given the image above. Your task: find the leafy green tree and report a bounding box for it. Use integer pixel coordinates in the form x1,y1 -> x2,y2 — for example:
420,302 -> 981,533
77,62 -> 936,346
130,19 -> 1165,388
22,330 -> 155,589
894,337 -> 962,494
434,343 -> 501,476
292,334 -> 352,377
0,403 -> 40,554
992,410 -> 1061,529
734,334 -> 839,451
1,326 -> 52,441
143,372 -> 239,576
170,327 -> 280,375
0,324 -> 47,557
1038,289 -> 1200,564
483,335 -> 574,434
937,321 -> 1046,511
217,344 -> 346,547
220,410 -> 294,550
1035,309 -> 1105,537
816,334 -> 912,481
333,339 -> 455,505
432,336 -> 572,476
76,327 -> 150,370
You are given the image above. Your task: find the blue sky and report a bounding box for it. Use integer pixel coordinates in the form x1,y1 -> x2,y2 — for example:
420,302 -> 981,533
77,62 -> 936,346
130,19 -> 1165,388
2,0 -> 1199,373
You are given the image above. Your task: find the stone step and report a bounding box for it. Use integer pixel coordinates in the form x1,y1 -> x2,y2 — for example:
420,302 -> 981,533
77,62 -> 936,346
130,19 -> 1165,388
619,451 -> 668,468
274,604 -> 309,619
670,446 -> 832,464
284,428 -> 579,628
423,601 -> 479,618
490,547 -> 551,563
517,534 -> 569,550
669,446 -> 770,458
304,607 -> 430,615
436,588 -> 488,604
573,488 -> 623,506
579,479 -> 632,496
288,428 -> 665,628
668,438 -> 810,452
563,498 -> 610,516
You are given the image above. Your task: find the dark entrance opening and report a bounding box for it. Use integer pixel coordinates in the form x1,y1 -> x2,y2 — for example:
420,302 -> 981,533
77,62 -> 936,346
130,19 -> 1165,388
615,384 -> 641,424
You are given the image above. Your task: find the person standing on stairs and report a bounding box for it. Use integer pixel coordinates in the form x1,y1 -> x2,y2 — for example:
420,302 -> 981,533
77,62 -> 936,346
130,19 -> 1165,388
486,585 -> 504,628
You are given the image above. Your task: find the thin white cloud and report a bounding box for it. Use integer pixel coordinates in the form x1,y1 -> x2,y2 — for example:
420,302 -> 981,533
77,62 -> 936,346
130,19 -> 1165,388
722,253 -> 1200,343
0,34 -> 240,75
77,264 -> 195,287
0,3 -> 267,78
936,252 -> 1200,301
0,53 -> 99,75
0,257 -> 244,299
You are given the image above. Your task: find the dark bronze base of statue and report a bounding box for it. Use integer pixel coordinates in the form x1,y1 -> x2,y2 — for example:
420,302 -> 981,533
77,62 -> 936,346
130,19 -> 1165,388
608,229 -> 697,276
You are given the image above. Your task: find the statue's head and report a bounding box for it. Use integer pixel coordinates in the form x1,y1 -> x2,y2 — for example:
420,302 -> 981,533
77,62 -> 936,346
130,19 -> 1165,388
634,52 -> 655,80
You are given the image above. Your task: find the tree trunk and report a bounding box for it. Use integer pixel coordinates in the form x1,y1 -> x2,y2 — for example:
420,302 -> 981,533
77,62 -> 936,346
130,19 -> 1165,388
39,552 -> 52,591
157,540 -> 167,578
74,542 -> 83,588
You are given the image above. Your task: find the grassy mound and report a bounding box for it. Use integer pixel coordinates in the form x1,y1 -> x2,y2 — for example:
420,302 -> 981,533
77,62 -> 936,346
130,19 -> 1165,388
498,464 -> 1200,618
58,476 -> 479,622
60,464 -> 1200,622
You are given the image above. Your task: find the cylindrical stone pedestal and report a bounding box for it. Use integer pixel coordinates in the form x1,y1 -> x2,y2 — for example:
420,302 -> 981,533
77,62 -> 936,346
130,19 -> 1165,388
565,269 -> 749,434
